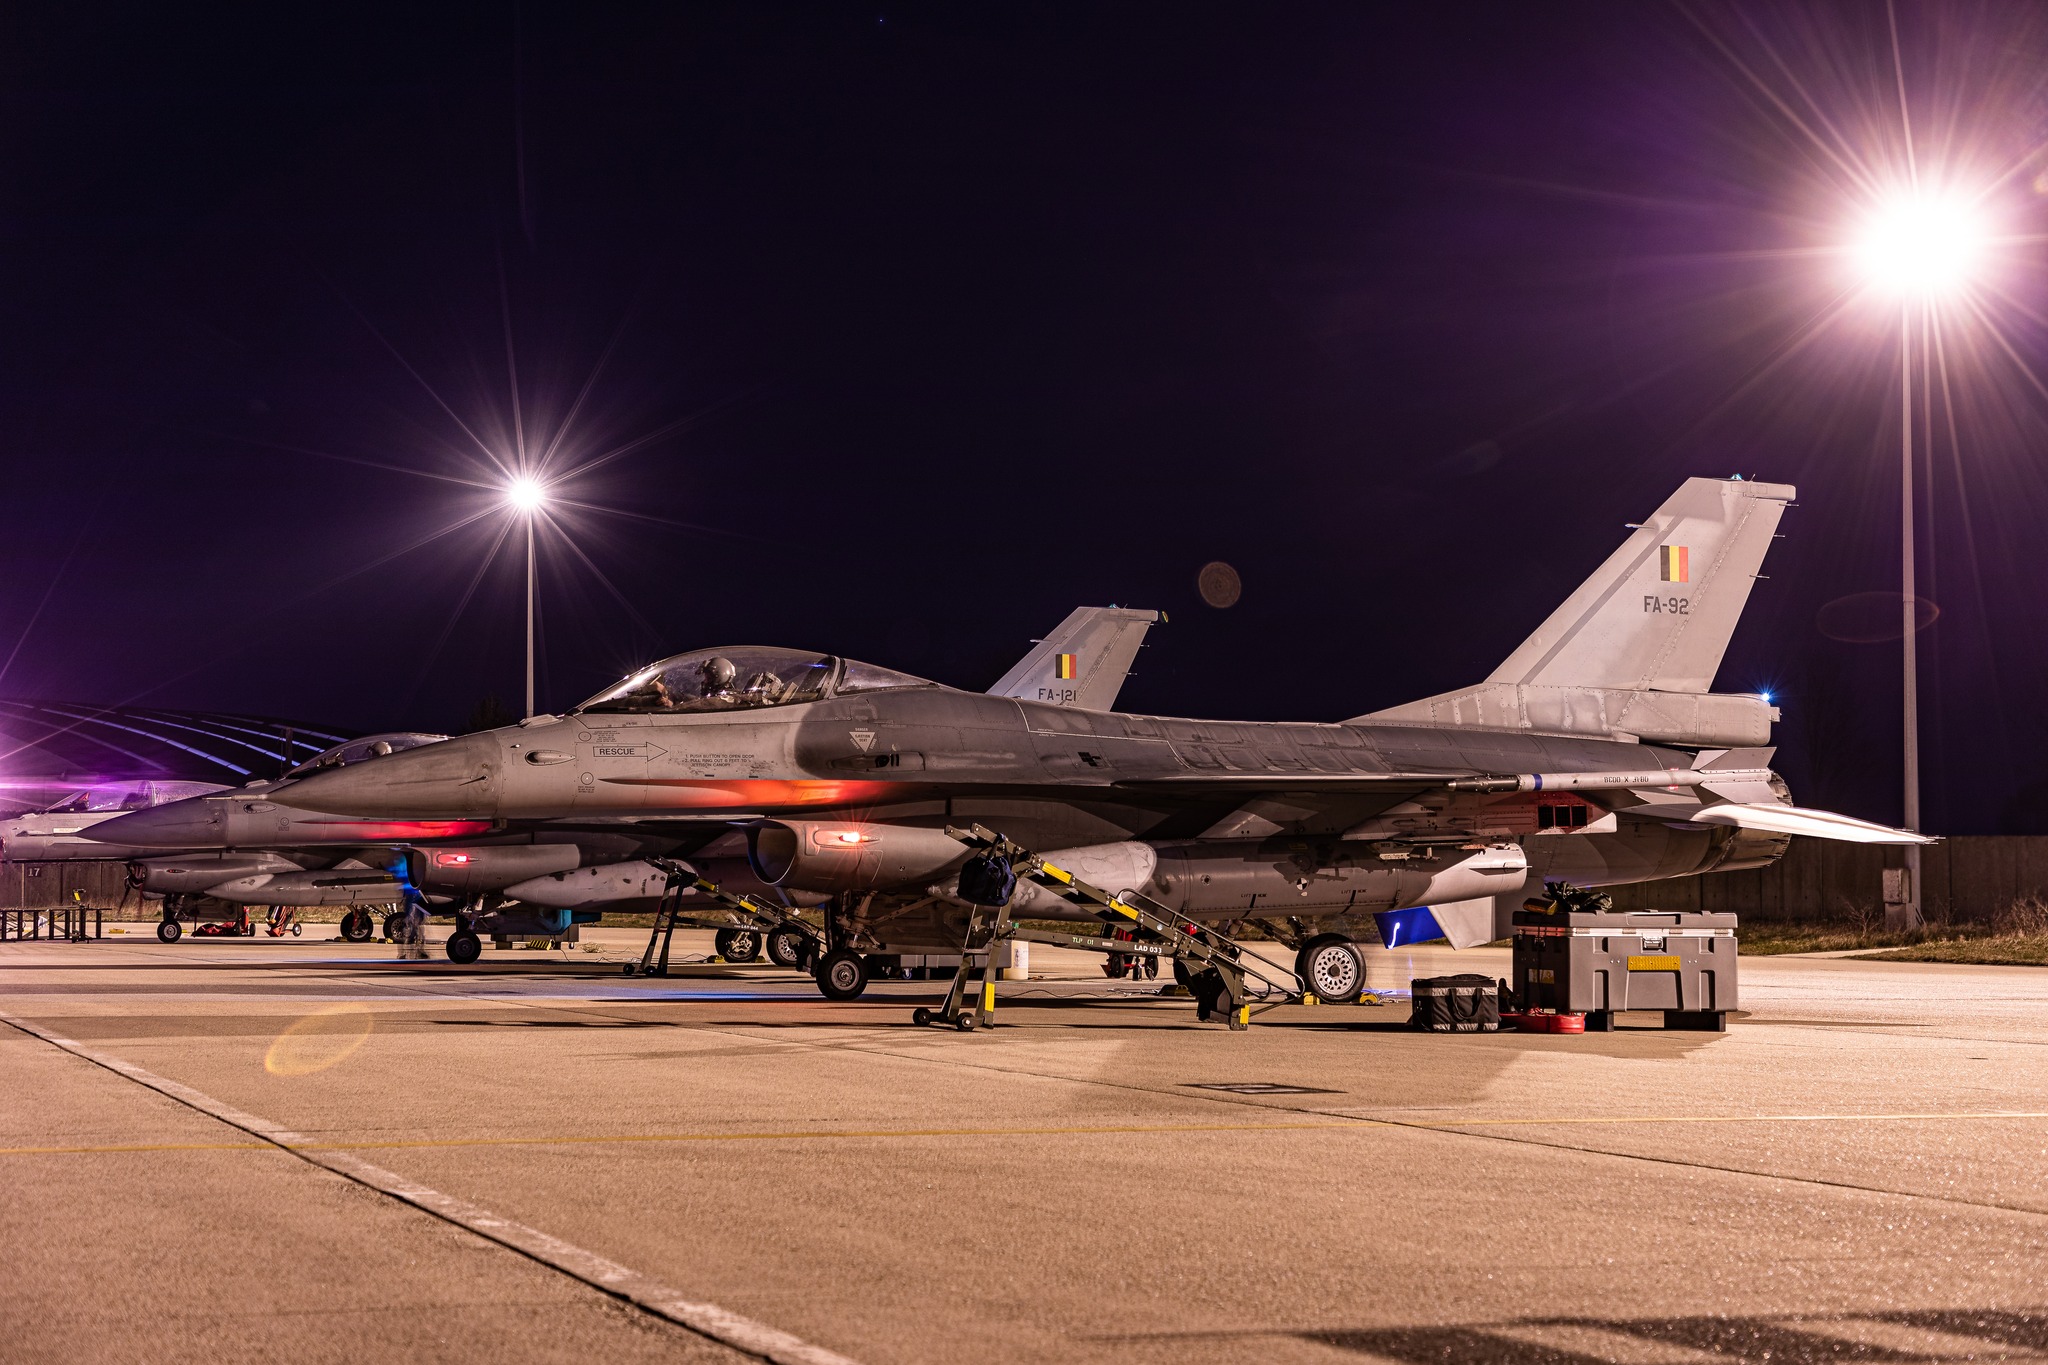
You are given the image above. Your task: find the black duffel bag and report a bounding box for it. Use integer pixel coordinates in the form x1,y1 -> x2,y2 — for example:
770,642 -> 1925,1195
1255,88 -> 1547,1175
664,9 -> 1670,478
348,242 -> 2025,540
956,852 -> 1017,907
1409,973 -> 1501,1033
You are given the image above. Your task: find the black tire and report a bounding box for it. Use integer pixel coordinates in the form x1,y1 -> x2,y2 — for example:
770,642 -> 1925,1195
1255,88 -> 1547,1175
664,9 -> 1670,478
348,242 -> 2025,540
382,911 -> 404,942
766,930 -> 806,968
1295,934 -> 1366,1005
340,910 -> 374,943
445,930 -> 481,965
156,918 -> 182,943
912,1007 -> 934,1027
815,948 -> 869,1001
954,1015 -> 975,1032
714,927 -> 762,962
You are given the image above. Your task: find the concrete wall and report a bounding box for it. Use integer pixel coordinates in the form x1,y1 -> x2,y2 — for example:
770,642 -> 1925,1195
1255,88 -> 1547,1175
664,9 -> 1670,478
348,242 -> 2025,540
1606,836 -> 2048,923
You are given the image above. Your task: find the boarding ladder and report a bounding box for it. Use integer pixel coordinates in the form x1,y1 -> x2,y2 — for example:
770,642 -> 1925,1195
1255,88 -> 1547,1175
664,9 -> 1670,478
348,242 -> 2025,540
922,824 -> 1305,1032
624,860 -> 826,978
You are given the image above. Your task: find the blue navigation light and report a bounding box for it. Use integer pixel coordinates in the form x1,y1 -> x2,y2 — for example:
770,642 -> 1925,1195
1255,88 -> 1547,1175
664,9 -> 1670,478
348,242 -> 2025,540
1760,690 -> 1773,704
1374,906 -> 1447,948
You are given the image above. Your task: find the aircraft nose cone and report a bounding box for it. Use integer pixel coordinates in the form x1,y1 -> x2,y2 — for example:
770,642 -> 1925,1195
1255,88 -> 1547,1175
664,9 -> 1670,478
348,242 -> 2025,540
274,732 -> 501,817
88,798 -> 227,849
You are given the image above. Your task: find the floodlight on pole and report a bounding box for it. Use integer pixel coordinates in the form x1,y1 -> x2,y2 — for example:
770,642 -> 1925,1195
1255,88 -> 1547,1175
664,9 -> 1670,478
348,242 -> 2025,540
1852,194 -> 1987,298
507,475 -> 548,514
506,476 -> 549,718
1848,191 -> 1986,931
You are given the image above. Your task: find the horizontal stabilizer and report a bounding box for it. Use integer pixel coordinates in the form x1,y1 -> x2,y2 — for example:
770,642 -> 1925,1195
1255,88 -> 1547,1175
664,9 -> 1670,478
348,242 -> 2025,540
1689,803 -> 1934,845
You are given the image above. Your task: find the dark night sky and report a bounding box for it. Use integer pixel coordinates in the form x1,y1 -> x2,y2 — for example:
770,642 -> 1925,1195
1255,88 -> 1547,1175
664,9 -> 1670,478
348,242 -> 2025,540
4,2 -> 2047,831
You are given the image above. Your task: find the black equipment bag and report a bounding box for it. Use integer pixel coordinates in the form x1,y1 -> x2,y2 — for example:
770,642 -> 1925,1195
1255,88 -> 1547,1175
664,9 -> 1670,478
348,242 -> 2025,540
1409,973 -> 1501,1033
956,852 -> 1017,907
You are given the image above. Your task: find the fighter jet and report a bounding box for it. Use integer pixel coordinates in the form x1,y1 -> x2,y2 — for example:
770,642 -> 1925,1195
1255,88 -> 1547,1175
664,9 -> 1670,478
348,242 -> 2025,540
77,607 -> 1162,957
267,478 -> 1925,1009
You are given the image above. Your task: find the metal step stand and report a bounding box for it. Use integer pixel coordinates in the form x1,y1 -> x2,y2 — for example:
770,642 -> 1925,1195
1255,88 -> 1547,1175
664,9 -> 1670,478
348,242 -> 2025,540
913,899 -> 1004,1032
624,861 -> 828,978
932,824 -> 1305,1032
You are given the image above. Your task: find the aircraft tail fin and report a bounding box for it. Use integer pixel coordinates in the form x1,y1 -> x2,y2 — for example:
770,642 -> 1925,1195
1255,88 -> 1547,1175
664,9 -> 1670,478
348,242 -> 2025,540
1487,476 -> 1794,693
1359,478 -> 1791,747
989,607 -> 1160,711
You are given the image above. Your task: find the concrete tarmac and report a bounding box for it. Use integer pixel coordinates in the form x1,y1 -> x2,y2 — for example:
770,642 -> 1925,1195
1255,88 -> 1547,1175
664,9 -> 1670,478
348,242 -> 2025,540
4,927 -> 2047,1364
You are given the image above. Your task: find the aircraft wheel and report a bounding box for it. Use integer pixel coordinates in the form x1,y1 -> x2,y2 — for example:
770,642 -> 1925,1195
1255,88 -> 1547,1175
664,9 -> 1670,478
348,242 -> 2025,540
714,927 -> 762,962
814,948 -> 869,1001
912,1007 -> 933,1027
339,910 -> 373,943
1296,934 -> 1365,1004
382,910 -> 405,942
445,930 -> 481,965
156,918 -> 182,943
767,930 -> 806,968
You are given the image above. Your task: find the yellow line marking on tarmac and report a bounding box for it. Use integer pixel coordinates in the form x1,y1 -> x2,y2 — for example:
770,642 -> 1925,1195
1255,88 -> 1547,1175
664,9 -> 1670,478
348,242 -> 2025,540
8,1108 -> 2048,1159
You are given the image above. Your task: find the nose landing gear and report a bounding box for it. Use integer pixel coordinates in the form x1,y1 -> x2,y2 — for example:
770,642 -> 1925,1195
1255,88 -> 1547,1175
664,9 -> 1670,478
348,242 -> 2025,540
813,948 -> 870,1001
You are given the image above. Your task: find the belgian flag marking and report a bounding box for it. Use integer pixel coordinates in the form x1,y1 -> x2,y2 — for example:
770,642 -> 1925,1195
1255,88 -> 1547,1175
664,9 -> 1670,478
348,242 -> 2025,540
1659,545 -> 1689,583
1055,653 -> 1078,679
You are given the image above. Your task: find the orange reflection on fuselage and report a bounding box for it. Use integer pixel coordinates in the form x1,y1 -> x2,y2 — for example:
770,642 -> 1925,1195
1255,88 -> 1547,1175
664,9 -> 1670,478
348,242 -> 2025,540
294,820 -> 498,840
597,778 -> 910,810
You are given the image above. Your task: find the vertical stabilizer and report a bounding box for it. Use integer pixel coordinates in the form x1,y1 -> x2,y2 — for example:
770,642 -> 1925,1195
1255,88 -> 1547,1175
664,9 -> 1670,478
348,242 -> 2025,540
1486,477 -> 1793,693
989,607 -> 1160,711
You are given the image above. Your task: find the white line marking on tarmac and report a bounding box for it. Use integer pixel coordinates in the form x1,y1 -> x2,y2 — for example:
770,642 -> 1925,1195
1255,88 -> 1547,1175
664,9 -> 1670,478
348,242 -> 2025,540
0,1008 -> 857,1365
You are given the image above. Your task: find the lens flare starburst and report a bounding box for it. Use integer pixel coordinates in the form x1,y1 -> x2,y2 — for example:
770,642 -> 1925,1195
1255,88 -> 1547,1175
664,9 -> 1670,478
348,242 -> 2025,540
1850,193 -> 1991,298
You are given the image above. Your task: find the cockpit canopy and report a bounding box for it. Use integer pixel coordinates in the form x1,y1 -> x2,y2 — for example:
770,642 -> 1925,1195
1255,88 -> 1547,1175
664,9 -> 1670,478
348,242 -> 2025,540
286,732 -> 449,778
40,780 -> 226,813
577,647 -> 938,715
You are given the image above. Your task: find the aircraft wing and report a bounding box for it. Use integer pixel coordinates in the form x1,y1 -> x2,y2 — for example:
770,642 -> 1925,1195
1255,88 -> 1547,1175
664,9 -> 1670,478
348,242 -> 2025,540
989,607 -> 1160,710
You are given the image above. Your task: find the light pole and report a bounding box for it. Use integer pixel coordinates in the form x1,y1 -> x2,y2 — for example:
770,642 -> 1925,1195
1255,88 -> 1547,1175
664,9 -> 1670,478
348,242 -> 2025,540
1852,193 -> 1985,930
507,476 -> 547,718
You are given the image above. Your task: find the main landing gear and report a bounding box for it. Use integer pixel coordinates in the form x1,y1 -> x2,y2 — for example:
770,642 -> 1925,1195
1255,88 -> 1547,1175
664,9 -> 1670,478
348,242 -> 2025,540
1294,934 -> 1367,1005
339,909 -> 376,943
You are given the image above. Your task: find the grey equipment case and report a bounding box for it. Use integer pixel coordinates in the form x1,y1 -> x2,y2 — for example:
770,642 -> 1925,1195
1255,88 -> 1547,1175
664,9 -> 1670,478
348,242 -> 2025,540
1512,908 -> 1737,1031
1409,973 -> 1500,1032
